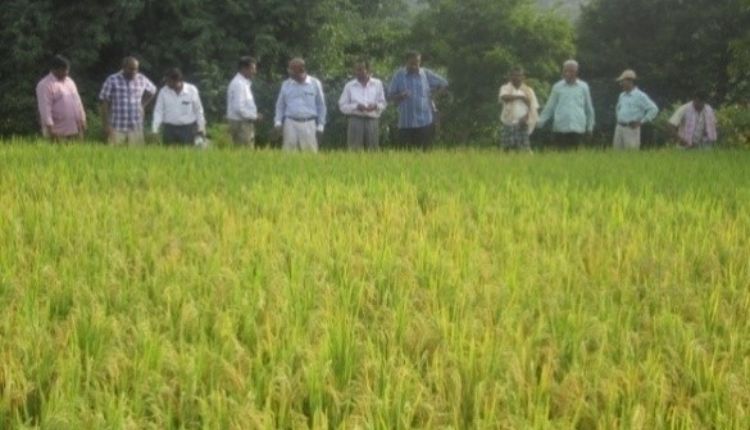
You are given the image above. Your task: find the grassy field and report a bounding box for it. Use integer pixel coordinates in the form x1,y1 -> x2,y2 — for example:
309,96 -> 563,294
1,143 -> 749,429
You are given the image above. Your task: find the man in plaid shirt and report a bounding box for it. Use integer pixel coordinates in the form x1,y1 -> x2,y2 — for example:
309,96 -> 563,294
99,57 -> 157,145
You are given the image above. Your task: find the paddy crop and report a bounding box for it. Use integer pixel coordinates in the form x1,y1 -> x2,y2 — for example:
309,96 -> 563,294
1,143 -> 749,429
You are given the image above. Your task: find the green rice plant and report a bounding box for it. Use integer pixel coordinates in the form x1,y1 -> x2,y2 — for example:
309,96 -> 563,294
0,142 -> 749,429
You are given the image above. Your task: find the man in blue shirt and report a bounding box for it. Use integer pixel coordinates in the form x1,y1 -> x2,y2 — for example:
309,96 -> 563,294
613,69 -> 658,150
388,51 -> 448,150
274,58 -> 327,152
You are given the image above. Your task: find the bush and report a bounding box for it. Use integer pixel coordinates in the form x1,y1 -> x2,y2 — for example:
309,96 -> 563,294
717,104 -> 750,148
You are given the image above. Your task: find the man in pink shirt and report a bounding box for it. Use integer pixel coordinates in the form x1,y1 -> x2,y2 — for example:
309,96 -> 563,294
36,55 -> 87,140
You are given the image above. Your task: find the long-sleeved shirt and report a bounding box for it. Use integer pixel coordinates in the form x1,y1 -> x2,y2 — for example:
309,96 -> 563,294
616,87 -> 658,125
274,75 -> 327,132
388,67 -> 448,129
226,73 -> 258,121
538,79 -> 595,134
152,83 -> 206,133
99,72 -> 157,131
338,77 -> 387,119
36,73 -> 86,137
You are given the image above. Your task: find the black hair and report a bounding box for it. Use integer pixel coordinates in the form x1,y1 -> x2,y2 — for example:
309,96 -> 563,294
354,59 -> 371,70
405,50 -> 421,61
50,55 -> 70,71
238,56 -> 257,69
166,68 -> 183,82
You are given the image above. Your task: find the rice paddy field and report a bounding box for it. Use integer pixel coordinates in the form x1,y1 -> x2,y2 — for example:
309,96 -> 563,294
1,143 -> 749,429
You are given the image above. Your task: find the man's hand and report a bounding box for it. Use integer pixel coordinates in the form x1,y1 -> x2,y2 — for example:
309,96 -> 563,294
256,113 -> 264,122
356,103 -> 367,112
271,125 -> 282,140
393,91 -> 410,103
316,131 -> 324,147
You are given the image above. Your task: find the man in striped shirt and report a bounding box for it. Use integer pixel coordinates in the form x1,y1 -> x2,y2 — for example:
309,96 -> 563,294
388,51 -> 448,150
99,57 -> 157,146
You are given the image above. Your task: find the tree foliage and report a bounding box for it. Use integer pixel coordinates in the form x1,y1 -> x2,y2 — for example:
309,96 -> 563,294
408,0 -> 575,143
0,0 -> 408,137
577,0 -> 750,137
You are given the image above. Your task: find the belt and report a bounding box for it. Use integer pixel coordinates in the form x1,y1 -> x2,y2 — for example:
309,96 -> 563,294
163,122 -> 197,127
287,117 -> 317,123
618,122 -> 632,127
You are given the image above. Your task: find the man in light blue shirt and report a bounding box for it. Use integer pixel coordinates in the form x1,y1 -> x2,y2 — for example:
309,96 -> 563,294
274,58 -> 327,152
388,51 -> 448,150
613,69 -> 658,150
537,60 -> 595,150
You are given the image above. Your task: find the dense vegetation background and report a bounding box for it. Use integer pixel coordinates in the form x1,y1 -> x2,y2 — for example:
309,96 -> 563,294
1,0 -> 748,146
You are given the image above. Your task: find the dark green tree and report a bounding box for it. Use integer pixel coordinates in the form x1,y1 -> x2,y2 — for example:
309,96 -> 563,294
577,0 -> 750,140
407,0 -> 575,144
0,0 -> 408,139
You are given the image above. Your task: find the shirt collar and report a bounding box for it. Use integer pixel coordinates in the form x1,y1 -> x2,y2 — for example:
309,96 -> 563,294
47,73 -> 68,84
404,67 -> 422,76
235,72 -> 251,84
164,84 -> 188,96
118,71 -> 139,82
354,78 -> 372,87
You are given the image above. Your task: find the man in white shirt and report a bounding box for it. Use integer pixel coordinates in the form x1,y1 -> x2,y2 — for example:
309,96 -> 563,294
499,66 -> 539,151
152,68 -> 206,145
227,57 -> 262,147
338,60 -> 387,150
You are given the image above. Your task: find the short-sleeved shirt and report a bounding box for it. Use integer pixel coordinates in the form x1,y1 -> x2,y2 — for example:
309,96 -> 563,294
99,72 -> 156,131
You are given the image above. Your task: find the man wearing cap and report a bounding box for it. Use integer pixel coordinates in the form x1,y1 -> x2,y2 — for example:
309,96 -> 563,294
613,69 -> 659,150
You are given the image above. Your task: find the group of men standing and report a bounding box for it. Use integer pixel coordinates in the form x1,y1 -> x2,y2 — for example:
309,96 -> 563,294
36,53 -> 717,151
498,60 -> 717,150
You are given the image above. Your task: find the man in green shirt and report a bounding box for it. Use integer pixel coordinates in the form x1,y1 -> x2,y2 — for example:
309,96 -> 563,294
537,60 -> 595,150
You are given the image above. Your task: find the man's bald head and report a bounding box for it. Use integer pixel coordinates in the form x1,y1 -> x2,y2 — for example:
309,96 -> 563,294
122,56 -> 139,80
